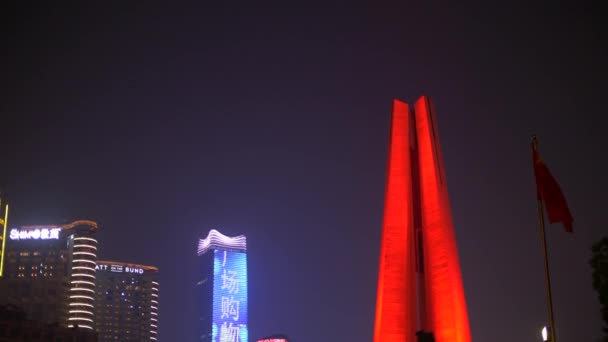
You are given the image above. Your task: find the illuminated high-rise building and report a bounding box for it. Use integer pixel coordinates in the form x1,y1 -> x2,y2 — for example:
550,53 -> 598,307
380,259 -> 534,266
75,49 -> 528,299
196,229 -> 248,342
0,220 -> 98,330
374,96 -> 471,342
94,260 -> 159,341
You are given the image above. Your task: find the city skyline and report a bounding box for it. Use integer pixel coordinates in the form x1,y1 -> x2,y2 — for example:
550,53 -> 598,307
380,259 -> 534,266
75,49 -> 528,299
0,219 -> 161,341
0,220 -> 99,329
1,2 -> 606,341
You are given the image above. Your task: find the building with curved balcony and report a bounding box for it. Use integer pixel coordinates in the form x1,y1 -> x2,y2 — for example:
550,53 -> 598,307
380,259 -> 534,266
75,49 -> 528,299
0,220 -> 98,332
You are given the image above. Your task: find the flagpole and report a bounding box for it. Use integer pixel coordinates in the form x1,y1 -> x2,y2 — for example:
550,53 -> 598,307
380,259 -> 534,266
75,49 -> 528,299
532,136 -> 557,342
537,198 -> 557,342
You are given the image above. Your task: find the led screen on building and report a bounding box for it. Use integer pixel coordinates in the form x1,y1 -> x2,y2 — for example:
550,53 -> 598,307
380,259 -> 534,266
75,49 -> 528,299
212,249 -> 248,342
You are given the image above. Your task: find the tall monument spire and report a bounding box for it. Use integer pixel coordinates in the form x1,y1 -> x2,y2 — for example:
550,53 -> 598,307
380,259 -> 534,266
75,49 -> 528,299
374,96 -> 471,342
374,99 -> 417,341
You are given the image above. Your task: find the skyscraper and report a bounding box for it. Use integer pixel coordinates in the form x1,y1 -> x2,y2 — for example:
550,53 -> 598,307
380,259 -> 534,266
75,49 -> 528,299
95,260 -> 159,341
374,96 -> 471,342
0,220 -> 98,330
196,229 -> 248,342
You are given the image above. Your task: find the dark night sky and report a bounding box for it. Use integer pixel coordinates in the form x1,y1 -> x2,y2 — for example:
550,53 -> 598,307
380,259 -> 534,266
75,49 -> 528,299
1,2 -> 606,341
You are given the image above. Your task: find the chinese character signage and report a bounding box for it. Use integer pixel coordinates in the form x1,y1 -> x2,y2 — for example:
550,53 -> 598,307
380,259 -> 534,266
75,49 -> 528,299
213,249 -> 248,342
9,228 -> 61,240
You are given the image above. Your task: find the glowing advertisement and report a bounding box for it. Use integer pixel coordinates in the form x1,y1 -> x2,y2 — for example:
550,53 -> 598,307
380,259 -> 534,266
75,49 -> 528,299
213,249 -> 248,342
9,228 -> 61,240
95,264 -> 145,274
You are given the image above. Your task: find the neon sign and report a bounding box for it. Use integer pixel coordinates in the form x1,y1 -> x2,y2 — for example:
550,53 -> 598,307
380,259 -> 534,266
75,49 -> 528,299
9,228 -> 61,240
96,264 -> 144,274
212,249 -> 248,342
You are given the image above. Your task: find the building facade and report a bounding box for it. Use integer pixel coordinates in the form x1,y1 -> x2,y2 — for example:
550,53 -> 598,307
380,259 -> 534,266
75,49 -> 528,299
94,260 -> 159,341
196,229 -> 248,342
374,96 -> 471,342
0,220 -> 98,330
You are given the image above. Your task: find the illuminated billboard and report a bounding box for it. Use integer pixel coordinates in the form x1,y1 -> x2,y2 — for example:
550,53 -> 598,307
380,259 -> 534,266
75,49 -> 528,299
212,249 -> 248,342
95,261 -> 159,275
9,227 -> 61,240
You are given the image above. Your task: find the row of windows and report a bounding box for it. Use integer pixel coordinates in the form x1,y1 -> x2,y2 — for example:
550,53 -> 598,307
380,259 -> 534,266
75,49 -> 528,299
96,320 -> 149,325
16,272 -> 56,277
103,330 -> 148,341
97,277 -> 156,283
96,293 -> 151,299
16,251 -> 67,258
97,295 -> 152,301
7,259 -> 66,268
11,259 -> 64,266
18,265 -> 55,270
99,304 -> 149,308
10,249 -> 64,255
95,316 -> 146,321
95,284 -> 150,291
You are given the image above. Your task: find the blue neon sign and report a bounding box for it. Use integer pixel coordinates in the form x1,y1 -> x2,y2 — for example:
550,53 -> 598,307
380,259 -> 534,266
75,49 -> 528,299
212,249 -> 248,342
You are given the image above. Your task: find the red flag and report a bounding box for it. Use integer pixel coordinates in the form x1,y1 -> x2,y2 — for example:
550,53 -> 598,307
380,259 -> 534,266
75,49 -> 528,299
532,139 -> 573,232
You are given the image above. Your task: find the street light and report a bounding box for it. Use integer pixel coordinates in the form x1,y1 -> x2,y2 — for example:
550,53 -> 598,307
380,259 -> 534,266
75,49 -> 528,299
541,326 -> 548,341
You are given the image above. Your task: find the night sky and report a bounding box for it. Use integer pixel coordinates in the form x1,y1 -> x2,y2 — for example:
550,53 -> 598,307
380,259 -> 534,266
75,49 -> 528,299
1,2 -> 606,341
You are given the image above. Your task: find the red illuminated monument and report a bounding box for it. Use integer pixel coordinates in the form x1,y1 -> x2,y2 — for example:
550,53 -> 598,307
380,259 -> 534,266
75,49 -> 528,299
374,96 -> 471,342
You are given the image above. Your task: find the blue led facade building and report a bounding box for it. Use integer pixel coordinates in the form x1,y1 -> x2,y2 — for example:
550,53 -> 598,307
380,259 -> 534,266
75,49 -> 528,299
197,230 -> 248,342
